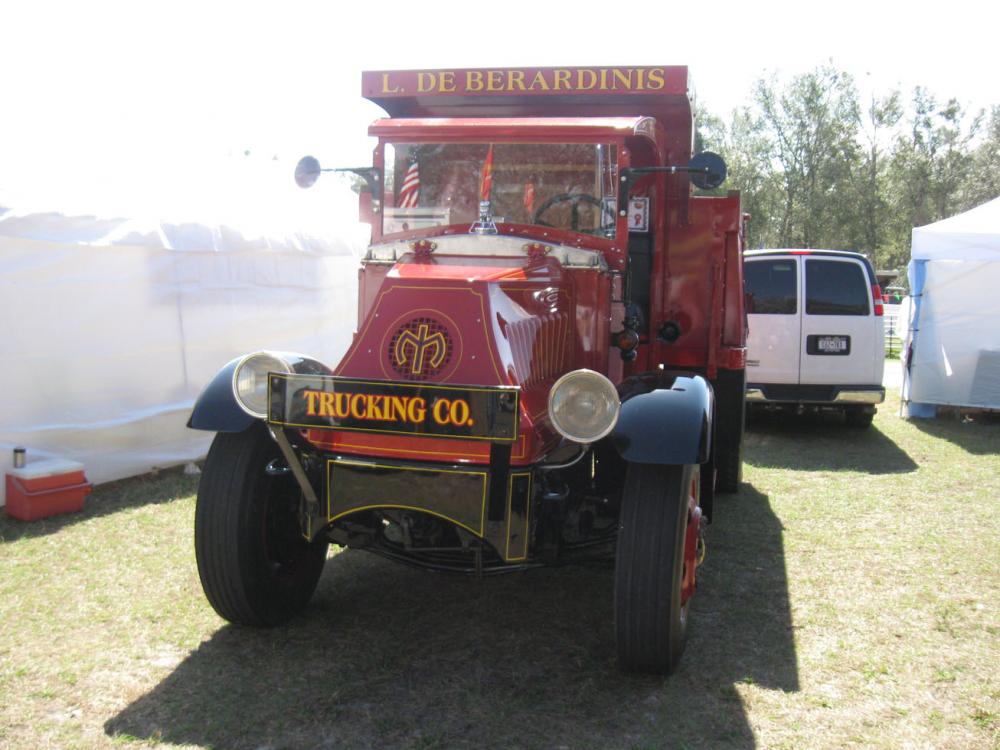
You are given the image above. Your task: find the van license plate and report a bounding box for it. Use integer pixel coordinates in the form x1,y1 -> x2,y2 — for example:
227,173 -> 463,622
818,335 -> 848,352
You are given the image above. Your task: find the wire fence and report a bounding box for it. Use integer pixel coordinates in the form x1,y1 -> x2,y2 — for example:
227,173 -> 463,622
885,306 -> 903,358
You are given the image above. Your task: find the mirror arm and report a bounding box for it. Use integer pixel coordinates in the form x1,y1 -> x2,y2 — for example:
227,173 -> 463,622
616,165 -> 714,213
331,167 -> 382,202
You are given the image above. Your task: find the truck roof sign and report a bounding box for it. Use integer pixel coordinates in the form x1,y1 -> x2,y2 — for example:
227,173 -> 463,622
364,67 -> 687,99
362,67 -> 692,125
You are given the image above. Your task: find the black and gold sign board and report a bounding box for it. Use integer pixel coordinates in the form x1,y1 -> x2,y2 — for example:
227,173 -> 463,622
268,373 -> 519,442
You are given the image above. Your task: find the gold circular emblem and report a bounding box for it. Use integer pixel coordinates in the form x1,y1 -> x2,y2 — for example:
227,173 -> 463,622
387,317 -> 454,381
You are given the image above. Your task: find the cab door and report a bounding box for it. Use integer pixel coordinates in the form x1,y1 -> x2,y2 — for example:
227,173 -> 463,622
745,256 -> 800,384
799,257 -> 880,385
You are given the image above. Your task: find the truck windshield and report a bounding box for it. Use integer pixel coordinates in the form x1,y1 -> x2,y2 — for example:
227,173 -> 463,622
383,142 -> 618,238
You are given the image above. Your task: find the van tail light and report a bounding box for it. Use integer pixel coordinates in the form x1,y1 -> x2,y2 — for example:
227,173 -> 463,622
872,284 -> 884,317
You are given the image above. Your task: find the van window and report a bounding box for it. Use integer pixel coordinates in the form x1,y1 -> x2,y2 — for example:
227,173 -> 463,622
805,259 -> 869,316
745,259 -> 797,314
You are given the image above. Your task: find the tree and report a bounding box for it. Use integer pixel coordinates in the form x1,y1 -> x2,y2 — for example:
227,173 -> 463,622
720,106 -> 783,249
850,92 -> 902,270
885,89 -> 982,267
753,65 -> 862,250
962,105 -> 1000,209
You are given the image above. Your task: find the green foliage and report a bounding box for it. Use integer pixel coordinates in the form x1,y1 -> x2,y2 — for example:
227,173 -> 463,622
709,64 -> 997,272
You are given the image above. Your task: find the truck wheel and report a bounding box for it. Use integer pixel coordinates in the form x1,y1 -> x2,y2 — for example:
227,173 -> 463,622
615,463 -> 700,674
195,424 -> 328,626
715,369 -> 746,493
715,441 -> 742,493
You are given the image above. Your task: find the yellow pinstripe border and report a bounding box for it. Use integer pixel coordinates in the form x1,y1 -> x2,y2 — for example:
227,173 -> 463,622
327,458 -> 488,537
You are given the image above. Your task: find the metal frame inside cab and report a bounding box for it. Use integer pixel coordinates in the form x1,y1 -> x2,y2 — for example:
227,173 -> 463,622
188,65 -> 748,675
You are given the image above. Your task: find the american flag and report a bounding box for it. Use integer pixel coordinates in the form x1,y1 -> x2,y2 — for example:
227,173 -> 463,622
398,160 -> 420,208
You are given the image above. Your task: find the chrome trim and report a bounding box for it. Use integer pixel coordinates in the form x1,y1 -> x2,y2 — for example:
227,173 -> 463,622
745,387 -> 884,404
364,234 -> 608,270
834,389 -> 885,405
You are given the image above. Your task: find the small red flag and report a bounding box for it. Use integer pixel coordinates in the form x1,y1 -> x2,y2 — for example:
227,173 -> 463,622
479,145 -> 494,202
523,180 -> 535,215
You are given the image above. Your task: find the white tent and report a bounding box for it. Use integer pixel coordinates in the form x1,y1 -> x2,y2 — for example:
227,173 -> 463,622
0,180 -> 367,506
902,196 -> 1000,416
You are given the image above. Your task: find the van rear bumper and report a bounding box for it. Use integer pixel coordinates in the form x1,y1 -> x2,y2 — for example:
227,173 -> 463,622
746,384 -> 885,405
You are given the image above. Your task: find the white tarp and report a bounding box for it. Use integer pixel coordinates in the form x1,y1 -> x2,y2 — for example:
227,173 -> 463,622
0,181 -> 368,505
903,196 -> 1000,414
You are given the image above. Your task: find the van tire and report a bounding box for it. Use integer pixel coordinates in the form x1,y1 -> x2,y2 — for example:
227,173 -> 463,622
845,408 -> 874,428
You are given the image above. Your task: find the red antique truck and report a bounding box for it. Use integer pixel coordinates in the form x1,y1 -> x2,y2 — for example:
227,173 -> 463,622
188,66 -> 747,674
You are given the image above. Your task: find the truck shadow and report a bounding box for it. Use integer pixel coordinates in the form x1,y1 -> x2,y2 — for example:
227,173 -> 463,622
106,485 -> 794,750
745,412 -> 918,474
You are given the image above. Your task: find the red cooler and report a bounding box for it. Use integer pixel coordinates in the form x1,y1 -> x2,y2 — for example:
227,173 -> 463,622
5,458 -> 92,521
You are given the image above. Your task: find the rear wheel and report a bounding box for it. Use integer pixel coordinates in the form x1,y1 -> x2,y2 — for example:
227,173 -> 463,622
615,463 -> 701,674
195,424 -> 328,626
714,369 -> 746,493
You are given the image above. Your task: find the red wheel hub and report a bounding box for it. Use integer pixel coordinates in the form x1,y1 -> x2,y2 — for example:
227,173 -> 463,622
681,476 -> 702,605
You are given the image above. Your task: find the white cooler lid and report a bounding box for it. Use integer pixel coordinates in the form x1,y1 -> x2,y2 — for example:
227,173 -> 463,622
8,458 -> 86,480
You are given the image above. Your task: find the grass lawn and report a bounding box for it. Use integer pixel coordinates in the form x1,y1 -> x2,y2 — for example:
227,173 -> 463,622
1,387 -> 997,749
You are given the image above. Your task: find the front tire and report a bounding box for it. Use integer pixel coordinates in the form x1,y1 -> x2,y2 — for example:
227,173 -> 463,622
615,463 -> 700,674
194,424 -> 328,626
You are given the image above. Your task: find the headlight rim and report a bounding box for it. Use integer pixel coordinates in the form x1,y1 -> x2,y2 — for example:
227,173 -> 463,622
547,368 -> 621,445
231,350 -> 293,419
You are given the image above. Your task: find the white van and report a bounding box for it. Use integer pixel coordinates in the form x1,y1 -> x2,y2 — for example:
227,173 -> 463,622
743,249 -> 885,427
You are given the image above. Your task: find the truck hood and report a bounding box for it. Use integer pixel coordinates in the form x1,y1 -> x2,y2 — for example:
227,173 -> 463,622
335,247 -> 584,428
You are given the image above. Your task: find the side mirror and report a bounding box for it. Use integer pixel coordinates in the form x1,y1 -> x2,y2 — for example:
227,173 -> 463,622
295,156 -> 383,202
688,152 -> 727,190
295,156 -> 322,189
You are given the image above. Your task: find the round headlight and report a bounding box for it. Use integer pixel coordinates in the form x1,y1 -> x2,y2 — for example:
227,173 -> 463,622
547,369 -> 620,444
232,351 -> 293,418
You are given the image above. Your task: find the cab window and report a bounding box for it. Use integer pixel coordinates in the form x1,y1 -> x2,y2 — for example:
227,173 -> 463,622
805,259 -> 869,316
745,259 -> 797,314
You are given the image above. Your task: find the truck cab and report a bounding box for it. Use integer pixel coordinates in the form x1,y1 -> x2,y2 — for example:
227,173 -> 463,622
188,66 -> 747,674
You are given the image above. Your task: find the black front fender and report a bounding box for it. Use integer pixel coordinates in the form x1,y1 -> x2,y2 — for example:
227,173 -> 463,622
609,374 -> 713,465
187,357 -> 253,433
188,353 -> 334,433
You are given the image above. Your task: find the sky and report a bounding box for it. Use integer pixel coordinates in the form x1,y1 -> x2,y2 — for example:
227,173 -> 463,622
1,0 -> 996,227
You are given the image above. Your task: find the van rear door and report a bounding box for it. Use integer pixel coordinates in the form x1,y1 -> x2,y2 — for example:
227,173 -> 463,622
745,256 -> 800,384
799,256 -> 880,385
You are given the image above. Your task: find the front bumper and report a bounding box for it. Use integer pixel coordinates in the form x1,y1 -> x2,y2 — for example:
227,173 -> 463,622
266,371 -> 533,563
746,383 -> 885,405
